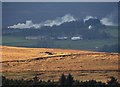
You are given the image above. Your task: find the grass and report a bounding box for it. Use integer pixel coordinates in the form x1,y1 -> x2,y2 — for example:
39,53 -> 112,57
2,35 -> 118,51
3,70 -> 120,83
1,46 -> 119,82
2,26 -> 118,51
54,39 -> 118,51
1,27 -> 119,83
2,36 -> 37,47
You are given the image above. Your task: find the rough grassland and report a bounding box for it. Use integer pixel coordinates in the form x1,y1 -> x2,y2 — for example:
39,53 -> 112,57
0,46 -> 119,82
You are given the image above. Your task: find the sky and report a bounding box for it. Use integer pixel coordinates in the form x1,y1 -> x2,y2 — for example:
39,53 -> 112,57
1,0 -> 120,2
2,2 -> 118,28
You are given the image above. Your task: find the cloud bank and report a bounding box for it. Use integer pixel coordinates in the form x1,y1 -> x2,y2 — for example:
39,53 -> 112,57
100,11 -> 118,26
83,15 -> 117,26
8,13 -> 117,29
83,16 -> 97,23
100,17 -> 115,26
8,14 -> 76,29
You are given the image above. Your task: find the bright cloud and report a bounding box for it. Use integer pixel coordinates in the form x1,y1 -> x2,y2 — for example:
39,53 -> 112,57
8,14 -> 76,29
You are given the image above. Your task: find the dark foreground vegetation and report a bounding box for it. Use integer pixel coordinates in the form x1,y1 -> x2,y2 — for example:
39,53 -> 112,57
1,74 -> 120,87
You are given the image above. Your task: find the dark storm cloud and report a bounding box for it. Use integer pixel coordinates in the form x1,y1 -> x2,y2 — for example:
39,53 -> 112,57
2,2 -> 118,28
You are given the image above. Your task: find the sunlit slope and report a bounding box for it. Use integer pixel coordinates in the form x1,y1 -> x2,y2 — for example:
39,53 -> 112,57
1,46 -> 119,72
1,46 -> 94,62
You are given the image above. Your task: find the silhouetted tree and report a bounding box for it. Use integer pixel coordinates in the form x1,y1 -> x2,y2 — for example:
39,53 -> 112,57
59,74 -> 66,86
32,75 -> 40,86
1,75 -> 120,87
66,73 -> 74,86
107,77 -> 119,87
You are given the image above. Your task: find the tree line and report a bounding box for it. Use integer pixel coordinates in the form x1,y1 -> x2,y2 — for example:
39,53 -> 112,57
1,74 -> 120,87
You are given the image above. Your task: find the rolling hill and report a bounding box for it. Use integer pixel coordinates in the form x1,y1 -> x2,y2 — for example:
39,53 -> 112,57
0,46 -> 119,82
1,46 -> 119,71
